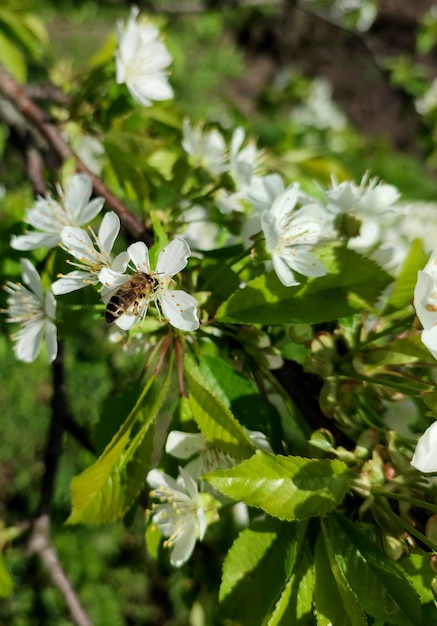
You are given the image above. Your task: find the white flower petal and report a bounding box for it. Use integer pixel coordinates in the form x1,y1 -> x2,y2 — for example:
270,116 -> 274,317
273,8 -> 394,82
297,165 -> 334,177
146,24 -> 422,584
414,270 -> 437,330
111,251 -> 129,273
272,254 -> 299,287
114,313 -> 141,330
156,238 -> 191,276
45,319 -> 58,363
411,421 -> 437,472
179,466 -> 200,501
166,431 -> 206,459
147,469 -> 181,492
269,184 -> 300,225
20,258 -> 43,300
169,518 -> 197,567
44,290 -> 57,319
14,320 -> 45,363
283,249 -> 327,278
52,271 -> 95,295
421,327 -> 437,360
160,289 -> 199,331
61,227 -> 96,263
128,241 -> 150,272
98,212 -> 120,255
11,232 -> 60,251
78,197 -> 105,225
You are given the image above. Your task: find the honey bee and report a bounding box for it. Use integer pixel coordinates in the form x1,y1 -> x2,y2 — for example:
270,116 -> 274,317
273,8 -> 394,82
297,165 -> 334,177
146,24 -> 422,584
105,272 -> 159,324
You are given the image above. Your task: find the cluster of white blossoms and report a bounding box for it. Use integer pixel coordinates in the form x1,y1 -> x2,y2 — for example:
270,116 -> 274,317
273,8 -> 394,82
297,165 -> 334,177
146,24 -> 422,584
6,5 -> 437,569
181,119 -> 412,285
147,428 -> 271,566
5,173 -> 199,362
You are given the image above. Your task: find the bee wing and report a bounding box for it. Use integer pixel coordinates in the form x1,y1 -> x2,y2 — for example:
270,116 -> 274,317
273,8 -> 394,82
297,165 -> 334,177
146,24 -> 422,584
100,269 -> 131,303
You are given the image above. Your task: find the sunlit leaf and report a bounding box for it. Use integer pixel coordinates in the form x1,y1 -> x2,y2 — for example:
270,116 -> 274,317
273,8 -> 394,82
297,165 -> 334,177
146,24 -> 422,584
317,527 -> 367,626
0,553 -> 13,598
325,514 -> 421,625
185,355 -> 255,458
68,362 -> 172,524
205,451 -> 350,520
217,247 -> 392,324
220,518 -> 306,623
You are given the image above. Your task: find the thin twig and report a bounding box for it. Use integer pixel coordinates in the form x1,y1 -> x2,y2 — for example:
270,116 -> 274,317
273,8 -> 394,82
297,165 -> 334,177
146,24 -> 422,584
29,515 -> 94,626
0,63 -> 152,245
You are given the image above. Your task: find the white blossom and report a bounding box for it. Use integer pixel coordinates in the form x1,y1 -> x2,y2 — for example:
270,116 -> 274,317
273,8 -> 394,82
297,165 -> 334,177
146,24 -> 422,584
292,77 -> 347,131
411,421 -> 437,473
52,212 -> 128,295
261,184 -> 328,287
323,173 -> 400,218
181,205 -> 221,251
242,173 -> 285,245
216,127 -> 265,214
4,259 -> 57,363
147,467 -> 207,567
166,429 -> 272,481
182,118 -> 227,175
99,237 -> 199,331
116,6 -> 174,107
413,249 -> 437,359
11,174 -> 104,251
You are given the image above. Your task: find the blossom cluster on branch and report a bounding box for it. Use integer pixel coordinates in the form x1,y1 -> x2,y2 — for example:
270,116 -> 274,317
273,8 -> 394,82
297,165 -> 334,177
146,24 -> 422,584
3,4 -> 437,578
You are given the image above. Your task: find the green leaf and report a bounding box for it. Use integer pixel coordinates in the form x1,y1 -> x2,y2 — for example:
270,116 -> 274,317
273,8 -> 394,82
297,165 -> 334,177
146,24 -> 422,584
317,526 -> 368,626
184,355 -> 255,458
217,247 -> 392,324
205,452 -> 350,520
219,518 -> 306,624
400,552 -> 435,605
325,514 -> 421,626
199,355 -> 277,432
0,30 -> 26,82
385,238 -> 428,312
68,363 -> 172,524
268,541 -> 314,626
103,132 -> 155,202
0,553 -> 13,598
0,8 -> 48,60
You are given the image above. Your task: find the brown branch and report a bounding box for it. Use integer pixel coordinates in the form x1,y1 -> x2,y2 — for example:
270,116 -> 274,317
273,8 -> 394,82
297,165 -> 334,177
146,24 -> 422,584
139,0 -> 280,13
26,343 -> 94,626
28,515 -> 94,626
25,145 -> 47,197
37,343 -> 68,516
0,63 -> 152,245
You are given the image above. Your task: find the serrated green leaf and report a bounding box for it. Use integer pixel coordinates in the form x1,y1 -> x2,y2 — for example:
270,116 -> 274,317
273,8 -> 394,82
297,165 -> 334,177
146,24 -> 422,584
0,553 -> 13,598
68,362 -> 172,524
217,247 -> 392,324
385,239 -> 428,312
317,526 -> 368,626
325,514 -> 421,626
268,542 -> 314,626
184,355 -> 255,458
400,552 -> 435,605
205,451 -> 349,520
219,518 -> 305,624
